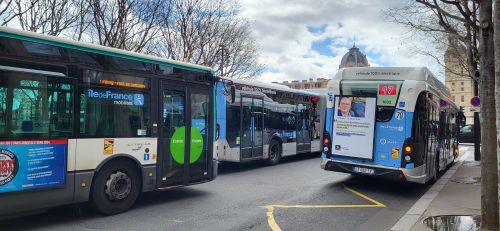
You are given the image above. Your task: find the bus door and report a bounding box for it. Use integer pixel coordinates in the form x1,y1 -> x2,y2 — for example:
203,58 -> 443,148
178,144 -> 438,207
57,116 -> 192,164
240,96 -> 264,160
426,101 -> 438,179
159,81 -> 212,186
296,103 -> 311,153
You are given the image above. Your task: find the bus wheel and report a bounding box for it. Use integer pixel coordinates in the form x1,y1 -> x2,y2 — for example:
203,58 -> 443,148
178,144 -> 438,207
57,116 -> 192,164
267,140 -> 282,165
91,159 -> 141,215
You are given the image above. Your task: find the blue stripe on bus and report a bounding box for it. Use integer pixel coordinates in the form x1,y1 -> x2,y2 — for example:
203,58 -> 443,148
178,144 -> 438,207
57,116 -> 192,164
322,102 -> 334,159
216,82 -> 227,139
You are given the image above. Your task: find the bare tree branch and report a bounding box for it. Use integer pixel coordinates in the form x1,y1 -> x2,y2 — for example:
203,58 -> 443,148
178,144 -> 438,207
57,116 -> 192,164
151,0 -> 262,79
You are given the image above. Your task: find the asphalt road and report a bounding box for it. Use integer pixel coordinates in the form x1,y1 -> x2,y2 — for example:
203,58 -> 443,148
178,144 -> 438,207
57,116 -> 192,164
0,153 -> 432,231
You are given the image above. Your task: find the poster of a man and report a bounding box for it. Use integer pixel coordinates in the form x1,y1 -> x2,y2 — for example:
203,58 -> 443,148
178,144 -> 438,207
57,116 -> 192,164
337,97 -> 366,118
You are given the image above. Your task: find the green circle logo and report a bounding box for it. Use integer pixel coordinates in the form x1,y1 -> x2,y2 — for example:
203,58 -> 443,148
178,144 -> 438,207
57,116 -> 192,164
170,126 -> 204,164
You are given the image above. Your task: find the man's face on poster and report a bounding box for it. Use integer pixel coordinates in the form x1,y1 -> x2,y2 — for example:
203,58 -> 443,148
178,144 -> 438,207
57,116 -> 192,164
339,97 -> 352,114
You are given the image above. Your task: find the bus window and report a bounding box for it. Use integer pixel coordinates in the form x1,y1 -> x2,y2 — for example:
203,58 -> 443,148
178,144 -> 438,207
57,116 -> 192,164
79,87 -> 150,138
341,80 -> 403,122
0,71 -> 74,138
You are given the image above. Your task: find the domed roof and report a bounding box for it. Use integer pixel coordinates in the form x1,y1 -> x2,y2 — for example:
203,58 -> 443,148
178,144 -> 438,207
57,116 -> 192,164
339,44 -> 370,69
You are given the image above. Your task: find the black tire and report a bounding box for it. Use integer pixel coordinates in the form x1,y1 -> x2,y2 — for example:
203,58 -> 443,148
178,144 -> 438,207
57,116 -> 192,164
91,159 -> 141,215
267,139 -> 282,165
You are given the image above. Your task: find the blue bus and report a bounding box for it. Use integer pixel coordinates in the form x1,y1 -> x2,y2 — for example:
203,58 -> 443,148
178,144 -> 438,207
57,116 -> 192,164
321,67 -> 459,184
215,78 -> 322,165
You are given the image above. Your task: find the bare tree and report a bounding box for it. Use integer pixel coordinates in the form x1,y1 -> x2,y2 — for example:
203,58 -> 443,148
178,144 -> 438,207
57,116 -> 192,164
151,0 -> 262,79
63,0 -> 91,41
86,0 -> 164,52
5,0 -> 81,36
477,1 -> 499,228
386,1 -> 479,79
388,1 -> 498,229
0,0 -> 15,25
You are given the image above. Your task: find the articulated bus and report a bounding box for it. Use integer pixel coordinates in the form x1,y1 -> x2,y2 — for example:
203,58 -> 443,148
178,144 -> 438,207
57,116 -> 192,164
321,67 -> 459,184
215,79 -> 323,165
0,27 -> 217,216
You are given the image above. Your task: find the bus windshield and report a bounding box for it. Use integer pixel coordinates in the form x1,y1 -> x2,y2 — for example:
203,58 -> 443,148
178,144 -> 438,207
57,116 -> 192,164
341,80 -> 403,121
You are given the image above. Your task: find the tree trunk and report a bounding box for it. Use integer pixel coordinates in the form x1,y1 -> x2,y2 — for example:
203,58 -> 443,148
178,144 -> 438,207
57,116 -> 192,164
479,0 -> 499,230
495,0 -> 500,187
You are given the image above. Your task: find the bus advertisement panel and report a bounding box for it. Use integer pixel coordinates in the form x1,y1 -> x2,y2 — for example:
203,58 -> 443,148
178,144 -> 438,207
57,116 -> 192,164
0,140 -> 67,193
331,96 -> 376,159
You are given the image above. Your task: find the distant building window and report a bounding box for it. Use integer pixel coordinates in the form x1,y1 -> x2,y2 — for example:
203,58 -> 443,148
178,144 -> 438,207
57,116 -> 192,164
452,88 -> 455,91
461,82 -> 464,85
461,87 -> 464,91
461,95 -> 465,102
452,82 -> 455,86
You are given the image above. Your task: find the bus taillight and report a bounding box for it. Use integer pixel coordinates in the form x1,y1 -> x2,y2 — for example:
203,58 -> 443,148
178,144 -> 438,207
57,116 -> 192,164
404,145 -> 412,154
402,138 -> 413,166
323,132 -> 331,157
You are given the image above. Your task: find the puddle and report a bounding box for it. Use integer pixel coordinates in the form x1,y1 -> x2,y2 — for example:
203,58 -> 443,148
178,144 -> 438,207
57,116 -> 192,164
450,176 -> 480,184
424,215 -> 481,231
462,162 -> 480,167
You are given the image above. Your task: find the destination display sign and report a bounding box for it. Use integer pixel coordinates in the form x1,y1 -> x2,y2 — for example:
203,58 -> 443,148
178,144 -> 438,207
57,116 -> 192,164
82,70 -> 150,89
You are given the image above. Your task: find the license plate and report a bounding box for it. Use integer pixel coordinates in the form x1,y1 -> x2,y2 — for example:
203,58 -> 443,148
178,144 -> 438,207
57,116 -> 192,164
353,167 -> 375,174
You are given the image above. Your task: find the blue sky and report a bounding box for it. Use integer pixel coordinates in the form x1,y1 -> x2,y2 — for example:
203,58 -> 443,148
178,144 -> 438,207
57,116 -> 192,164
239,0 -> 443,83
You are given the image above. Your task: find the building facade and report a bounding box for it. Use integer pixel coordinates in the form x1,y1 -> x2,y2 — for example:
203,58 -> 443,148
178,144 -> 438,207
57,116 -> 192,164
276,44 -> 370,90
273,78 -> 329,90
444,45 -> 475,124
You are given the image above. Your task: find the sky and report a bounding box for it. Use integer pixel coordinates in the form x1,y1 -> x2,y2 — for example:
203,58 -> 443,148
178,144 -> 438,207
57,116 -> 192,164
238,0 -> 444,83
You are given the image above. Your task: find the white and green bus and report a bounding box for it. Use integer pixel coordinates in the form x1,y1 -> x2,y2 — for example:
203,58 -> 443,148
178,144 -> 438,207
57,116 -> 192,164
0,27 -> 217,216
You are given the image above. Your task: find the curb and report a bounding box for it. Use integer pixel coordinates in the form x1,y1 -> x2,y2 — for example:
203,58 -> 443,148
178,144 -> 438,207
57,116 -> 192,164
390,148 -> 471,231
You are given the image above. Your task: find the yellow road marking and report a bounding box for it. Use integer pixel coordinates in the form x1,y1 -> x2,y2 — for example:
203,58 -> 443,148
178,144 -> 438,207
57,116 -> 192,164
263,205 -> 282,231
263,184 -> 385,231
343,184 -> 386,207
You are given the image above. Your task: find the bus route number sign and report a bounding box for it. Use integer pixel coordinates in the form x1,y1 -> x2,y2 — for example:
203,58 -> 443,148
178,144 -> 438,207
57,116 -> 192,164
379,85 -> 397,95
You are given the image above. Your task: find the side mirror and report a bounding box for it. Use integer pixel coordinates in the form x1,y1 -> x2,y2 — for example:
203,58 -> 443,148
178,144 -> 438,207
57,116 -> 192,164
231,85 -> 236,104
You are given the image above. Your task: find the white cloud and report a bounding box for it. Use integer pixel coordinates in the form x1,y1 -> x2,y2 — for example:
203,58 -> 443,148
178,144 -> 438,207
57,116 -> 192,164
238,0 -> 445,83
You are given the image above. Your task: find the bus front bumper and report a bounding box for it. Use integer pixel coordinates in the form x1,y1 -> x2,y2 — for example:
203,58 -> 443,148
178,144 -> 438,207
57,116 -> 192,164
321,159 -> 427,184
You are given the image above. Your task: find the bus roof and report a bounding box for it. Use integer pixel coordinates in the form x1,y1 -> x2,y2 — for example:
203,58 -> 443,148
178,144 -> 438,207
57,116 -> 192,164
0,26 -> 213,73
224,77 -> 319,96
333,67 -> 450,98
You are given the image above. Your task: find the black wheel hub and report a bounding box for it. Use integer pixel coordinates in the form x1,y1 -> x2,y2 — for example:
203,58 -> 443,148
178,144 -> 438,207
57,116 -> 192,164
105,171 -> 132,201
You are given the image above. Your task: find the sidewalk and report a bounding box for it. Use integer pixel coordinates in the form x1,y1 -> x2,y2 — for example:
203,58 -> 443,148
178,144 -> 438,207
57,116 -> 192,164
391,145 -> 480,231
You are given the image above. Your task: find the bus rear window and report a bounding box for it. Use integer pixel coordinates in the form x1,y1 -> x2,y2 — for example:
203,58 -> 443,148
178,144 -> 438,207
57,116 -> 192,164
341,81 -> 403,122
341,81 -> 403,107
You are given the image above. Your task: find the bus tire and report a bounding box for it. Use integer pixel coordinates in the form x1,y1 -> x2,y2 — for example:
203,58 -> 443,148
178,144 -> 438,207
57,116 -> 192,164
91,159 -> 141,215
267,140 -> 282,165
